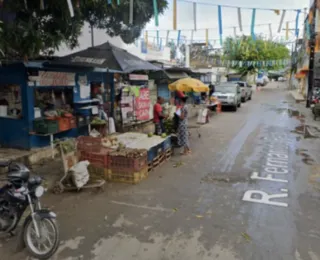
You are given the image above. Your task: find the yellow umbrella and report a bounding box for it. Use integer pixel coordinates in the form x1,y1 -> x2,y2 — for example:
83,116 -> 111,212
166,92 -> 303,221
168,78 -> 209,93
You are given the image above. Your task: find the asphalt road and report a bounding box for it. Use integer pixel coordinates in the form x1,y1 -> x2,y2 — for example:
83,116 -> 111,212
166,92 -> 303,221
1,82 -> 320,260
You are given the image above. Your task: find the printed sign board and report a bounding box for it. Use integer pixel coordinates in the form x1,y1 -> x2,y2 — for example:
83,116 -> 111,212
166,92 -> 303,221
29,71 -> 75,86
135,88 -> 150,121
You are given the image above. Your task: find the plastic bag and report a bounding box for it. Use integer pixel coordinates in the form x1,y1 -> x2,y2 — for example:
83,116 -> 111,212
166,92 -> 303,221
70,160 -> 90,189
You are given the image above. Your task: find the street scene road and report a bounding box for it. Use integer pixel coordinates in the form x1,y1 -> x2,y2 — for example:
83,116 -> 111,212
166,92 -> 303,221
1,81 -> 320,260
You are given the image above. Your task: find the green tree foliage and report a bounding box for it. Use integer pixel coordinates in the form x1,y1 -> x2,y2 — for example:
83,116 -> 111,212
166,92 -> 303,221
0,0 -> 168,59
223,36 -> 290,73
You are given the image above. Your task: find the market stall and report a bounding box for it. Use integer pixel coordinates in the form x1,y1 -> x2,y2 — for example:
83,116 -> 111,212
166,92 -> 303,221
116,74 -> 153,133
47,42 -> 161,135
73,132 -> 171,186
0,62 -> 112,150
165,78 -> 221,140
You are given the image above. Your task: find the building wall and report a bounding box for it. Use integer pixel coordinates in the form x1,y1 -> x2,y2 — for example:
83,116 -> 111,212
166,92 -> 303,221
55,23 -> 171,62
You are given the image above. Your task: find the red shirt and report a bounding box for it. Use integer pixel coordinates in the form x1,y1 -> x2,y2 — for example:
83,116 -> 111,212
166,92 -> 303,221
153,103 -> 162,123
176,91 -> 185,98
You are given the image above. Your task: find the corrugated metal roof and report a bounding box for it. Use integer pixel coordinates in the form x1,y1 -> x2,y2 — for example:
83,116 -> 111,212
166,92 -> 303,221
164,71 -> 189,79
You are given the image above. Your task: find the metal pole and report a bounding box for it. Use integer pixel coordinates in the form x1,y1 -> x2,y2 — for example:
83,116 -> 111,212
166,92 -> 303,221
307,3 -> 316,108
90,24 -> 94,47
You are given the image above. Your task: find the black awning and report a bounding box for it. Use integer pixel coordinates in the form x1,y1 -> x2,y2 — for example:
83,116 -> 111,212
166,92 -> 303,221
45,42 -> 162,73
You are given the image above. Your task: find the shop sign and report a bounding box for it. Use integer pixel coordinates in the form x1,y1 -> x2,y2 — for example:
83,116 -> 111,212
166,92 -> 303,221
29,71 -> 75,86
135,88 -> 150,121
129,74 -> 149,81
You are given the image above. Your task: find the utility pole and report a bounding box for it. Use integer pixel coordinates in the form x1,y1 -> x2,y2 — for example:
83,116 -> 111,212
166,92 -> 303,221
307,3 -> 316,107
90,24 -> 95,47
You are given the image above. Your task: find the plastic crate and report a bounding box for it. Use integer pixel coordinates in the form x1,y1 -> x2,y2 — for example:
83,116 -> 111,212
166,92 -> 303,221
69,117 -> 76,129
77,136 -> 102,152
33,119 -> 59,134
105,167 -> 148,184
109,152 -> 147,172
80,150 -> 109,168
87,164 -> 105,180
57,117 -> 70,131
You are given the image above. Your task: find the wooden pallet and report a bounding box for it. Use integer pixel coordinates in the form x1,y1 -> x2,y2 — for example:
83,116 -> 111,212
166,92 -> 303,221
148,148 -> 172,172
165,148 -> 172,160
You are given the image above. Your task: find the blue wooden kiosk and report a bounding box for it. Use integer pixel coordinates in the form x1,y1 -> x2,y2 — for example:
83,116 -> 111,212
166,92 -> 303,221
0,61 -> 115,150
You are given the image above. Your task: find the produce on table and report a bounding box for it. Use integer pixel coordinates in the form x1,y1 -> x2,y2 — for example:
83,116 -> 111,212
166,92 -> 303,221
109,148 -> 147,158
117,141 -> 126,151
101,136 -> 119,148
91,117 -> 106,125
161,133 -> 167,138
148,133 -> 153,137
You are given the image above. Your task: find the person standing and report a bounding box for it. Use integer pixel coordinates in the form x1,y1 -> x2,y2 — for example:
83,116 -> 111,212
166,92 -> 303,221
177,96 -> 191,155
209,84 -> 215,97
153,97 -> 165,135
175,90 -> 185,106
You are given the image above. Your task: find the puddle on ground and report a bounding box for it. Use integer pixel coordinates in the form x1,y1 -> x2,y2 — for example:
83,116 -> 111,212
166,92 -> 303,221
202,173 -> 249,184
275,108 -> 305,119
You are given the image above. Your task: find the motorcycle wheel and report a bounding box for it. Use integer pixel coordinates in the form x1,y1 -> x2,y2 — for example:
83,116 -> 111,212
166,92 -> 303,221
23,217 -> 60,259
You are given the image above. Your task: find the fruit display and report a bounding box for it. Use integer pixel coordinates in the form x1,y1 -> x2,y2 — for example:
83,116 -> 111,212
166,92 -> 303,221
164,119 -> 175,134
91,117 -> 106,125
101,136 -> 119,149
109,148 -> 147,158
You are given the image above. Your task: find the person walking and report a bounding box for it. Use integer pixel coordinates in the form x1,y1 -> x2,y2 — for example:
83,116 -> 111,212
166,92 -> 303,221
209,84 -> 215,97
153,96 -> 166,135
177,96 -> 191,155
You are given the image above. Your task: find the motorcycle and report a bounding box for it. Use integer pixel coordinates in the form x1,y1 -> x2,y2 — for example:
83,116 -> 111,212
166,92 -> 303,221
0,161 -> 59,259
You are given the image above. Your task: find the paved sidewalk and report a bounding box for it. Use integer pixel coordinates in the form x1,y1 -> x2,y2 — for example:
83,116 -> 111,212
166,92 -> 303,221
289,89 -> 305,103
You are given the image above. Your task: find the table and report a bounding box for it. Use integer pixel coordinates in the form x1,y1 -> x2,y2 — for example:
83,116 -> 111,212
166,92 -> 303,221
29,124 -> 91,159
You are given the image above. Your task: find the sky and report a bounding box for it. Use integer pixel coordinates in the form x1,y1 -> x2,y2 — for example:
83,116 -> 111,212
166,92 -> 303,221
55,0 -> 310,56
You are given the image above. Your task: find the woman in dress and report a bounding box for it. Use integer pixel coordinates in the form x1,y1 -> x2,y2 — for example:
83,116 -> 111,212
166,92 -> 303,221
177,97 -> 191,155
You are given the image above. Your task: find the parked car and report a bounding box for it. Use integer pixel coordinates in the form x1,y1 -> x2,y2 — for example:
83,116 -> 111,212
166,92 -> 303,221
212,83 -> 242,111
237,81 -> 252,102
256,75 -> 269,86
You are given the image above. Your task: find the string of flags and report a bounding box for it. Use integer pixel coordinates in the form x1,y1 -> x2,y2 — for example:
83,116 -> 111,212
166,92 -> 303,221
168,2 -> 302,44
192,58 -> 291,68
141,35 -> 297,49
30,0 -> 303,47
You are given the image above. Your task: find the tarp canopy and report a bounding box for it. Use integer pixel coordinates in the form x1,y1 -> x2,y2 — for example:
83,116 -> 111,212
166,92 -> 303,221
168,78 -> 209,93
45,42 -> 161,73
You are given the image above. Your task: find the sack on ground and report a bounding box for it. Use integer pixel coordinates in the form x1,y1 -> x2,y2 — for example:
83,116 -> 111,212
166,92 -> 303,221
70,160 -> 90,189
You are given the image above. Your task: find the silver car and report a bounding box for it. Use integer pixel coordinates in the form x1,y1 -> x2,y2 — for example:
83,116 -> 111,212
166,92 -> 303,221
237,81 -> 253,102
212,83 -> 242,111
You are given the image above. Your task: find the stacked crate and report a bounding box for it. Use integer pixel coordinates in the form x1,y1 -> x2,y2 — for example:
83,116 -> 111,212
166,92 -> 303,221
107,149 -> 148,184
76,136 -> 111,180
